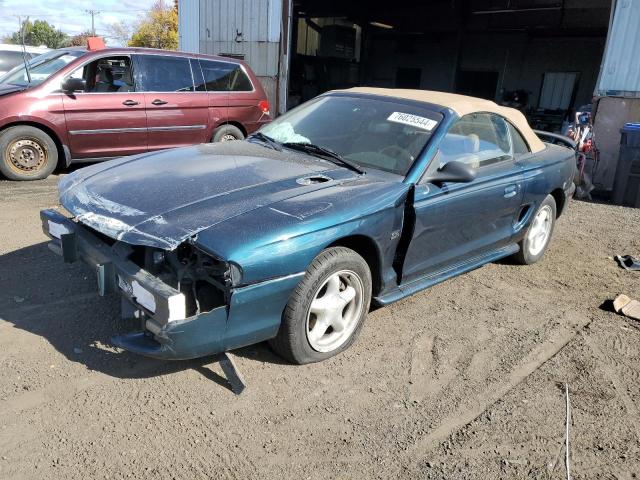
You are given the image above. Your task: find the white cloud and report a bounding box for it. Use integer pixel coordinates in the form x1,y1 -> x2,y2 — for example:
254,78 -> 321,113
0,0 -> 157,41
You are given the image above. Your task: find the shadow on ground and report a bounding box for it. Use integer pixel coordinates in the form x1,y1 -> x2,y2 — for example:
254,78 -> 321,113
0,241 -> 288,392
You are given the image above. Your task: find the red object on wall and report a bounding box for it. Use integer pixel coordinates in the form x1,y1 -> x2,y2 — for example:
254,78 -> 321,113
87,37 -> 106,51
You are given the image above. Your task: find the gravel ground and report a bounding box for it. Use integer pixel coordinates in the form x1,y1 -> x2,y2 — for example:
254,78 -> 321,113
0,174 -> 639,480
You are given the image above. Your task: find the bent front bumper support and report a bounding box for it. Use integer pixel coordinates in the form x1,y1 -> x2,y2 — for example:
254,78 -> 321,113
41,209 -> 185,322
40,209 -> 303,361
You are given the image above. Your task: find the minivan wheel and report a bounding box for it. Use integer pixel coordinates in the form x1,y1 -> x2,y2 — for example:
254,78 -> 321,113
0,126 -> 58,181
269,247 -> 372,364
212,124 -> 245,142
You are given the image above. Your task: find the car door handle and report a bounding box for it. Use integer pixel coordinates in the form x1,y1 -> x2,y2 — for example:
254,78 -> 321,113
151,99 -> 168,105
122,100 -> 139,106
504,185 -> 518,198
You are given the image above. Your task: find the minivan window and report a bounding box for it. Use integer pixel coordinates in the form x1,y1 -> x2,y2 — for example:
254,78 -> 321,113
0,50 -> 84,86
68,56 -> 134,93
230,65 -> 253,91
197,59 -> 252,92
135,55 -> 194,92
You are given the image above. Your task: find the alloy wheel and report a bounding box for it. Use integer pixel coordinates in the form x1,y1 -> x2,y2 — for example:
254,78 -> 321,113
527,205 -> 553,256
306,270 -> 365,353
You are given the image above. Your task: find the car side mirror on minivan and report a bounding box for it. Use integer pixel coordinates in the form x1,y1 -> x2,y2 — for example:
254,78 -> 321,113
62,77 -> 86,92
425,160 -> 477,184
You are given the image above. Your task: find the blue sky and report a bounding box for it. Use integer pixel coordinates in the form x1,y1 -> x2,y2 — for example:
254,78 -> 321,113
0,0 -> 159,45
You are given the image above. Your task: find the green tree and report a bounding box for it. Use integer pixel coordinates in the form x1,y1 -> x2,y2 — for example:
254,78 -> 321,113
5,20 -> 69,48
128,0 -> 178,50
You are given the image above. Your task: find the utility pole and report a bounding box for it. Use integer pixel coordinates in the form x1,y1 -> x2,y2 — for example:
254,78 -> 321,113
85,9 -> 100,36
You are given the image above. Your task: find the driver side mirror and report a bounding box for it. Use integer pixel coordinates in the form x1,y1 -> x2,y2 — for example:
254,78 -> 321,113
62,77 -> 86,92
424,160 -> 477,184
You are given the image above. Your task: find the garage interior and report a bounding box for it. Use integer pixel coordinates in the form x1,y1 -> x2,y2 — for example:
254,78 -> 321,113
288,0 -> 611,132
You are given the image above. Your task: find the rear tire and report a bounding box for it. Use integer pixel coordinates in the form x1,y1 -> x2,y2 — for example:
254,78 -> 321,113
269,247 -> 372,364
0,126 -> 58,181
212,124 -> 244,142
513,194 -> 557,265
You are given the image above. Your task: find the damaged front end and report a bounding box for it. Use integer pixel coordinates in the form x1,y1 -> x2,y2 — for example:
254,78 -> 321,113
40,208 -> 233,360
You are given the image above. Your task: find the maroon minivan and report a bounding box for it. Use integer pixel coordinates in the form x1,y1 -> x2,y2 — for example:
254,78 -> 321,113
0,47 -> 272,180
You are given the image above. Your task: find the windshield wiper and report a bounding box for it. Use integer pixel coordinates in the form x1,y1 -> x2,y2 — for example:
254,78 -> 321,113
283,142 -> 366,175
247,132 -> 282,151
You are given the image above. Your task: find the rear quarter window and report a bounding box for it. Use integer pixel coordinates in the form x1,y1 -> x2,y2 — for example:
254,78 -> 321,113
508,123 -> 530,158
197,59 -> 253,92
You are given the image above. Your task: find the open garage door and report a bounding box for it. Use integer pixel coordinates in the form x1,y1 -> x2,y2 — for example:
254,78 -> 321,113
288,0 -> 611,132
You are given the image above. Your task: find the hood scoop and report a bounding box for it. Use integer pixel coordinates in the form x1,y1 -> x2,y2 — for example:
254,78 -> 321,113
296,175 -> 332,186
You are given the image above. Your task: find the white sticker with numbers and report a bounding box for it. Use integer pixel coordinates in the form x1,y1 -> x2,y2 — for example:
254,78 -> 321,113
387,112 -> 437,131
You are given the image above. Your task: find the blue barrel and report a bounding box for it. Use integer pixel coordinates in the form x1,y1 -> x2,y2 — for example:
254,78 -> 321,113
612,123 -> 640,207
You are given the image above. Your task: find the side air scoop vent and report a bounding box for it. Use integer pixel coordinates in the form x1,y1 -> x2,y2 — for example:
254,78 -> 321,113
296,175 -> 332,185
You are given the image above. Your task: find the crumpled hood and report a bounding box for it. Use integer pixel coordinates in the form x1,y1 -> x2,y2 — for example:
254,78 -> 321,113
60,141 -> 355,250
0,83 -> 26,96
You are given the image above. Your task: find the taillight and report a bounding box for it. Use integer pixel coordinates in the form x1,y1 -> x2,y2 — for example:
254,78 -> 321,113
258,100 -> 270,115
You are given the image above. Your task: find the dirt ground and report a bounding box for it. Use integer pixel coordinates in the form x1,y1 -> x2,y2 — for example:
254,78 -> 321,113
1,174 -> 639,480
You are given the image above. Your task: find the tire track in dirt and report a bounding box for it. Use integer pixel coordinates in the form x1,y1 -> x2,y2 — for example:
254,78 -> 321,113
0,293 -> 97,325
408,327 -> 492,404
404,315 -> 590,456
584,332 -> 640,442
0,360 -> 164,419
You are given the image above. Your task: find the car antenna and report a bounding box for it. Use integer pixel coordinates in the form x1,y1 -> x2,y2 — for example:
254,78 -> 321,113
19,16 -> 32,85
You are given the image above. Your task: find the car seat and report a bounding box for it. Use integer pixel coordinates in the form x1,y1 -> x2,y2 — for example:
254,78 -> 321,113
465,133 -> 481,168
439,132 -> 481,168
116,67 -> 134,92
94,67 -> 115,92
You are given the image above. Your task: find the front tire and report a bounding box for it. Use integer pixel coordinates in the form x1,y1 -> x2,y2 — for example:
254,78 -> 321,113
513,194 -> 557,265
0,126 -> 58,180
269,247 -> 372,364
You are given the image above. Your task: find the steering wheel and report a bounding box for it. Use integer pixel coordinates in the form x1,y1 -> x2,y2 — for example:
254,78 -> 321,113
380,145 -> 414,171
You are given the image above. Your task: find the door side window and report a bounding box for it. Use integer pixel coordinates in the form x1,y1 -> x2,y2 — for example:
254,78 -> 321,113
135,55 -> 194,92
68,56 -> 135,93
438,113 -> 512,169
197,59 -> 253,92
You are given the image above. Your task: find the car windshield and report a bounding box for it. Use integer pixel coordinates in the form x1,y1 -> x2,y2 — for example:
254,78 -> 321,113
0,50 -> 84,87
259,95 -> 442,175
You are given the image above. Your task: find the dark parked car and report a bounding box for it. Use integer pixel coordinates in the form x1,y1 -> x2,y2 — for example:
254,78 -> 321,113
0,44 -> 50,76
41,88 -> 575,365
0,47 -> 271,180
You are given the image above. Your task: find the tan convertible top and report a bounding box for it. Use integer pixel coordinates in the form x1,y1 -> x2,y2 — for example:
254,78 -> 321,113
340,87 -> 545,153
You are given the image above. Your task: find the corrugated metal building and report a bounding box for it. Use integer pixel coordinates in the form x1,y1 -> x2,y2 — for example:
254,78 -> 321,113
597,0 -> 640,97
592,0 -> 640,191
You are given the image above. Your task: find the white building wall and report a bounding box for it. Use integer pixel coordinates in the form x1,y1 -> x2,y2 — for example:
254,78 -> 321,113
596,0 -> 640,97
178,0 -> 200,53
198,0 -> 281,77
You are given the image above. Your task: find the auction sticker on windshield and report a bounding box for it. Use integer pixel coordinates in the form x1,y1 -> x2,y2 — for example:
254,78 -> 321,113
387,112 -> 437,131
